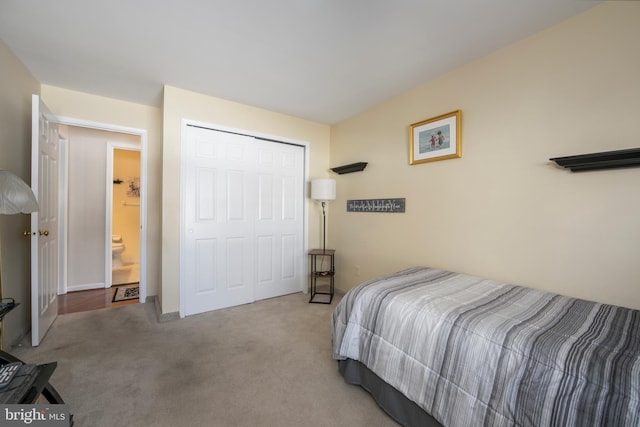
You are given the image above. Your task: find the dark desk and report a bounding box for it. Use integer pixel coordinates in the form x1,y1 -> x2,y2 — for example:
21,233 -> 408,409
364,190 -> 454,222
0,300 -> 63,404
0,301 -> 19,351
0,302 -> 19,320
0,350 -> 64,404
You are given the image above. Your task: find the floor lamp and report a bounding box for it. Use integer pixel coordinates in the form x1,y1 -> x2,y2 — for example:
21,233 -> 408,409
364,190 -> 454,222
0,169 -> 39,350
311,178 -> 336,253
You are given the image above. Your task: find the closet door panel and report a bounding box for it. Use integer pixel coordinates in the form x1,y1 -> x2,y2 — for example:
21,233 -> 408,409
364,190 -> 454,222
183,125 -> 304,316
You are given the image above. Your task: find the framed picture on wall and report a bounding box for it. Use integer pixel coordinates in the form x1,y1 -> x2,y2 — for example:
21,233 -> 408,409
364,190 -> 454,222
127,177 -> 140,197
409,110 -> 461,165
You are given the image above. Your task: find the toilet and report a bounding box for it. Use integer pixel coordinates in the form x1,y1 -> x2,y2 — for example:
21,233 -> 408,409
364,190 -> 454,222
112,235 -> 125,268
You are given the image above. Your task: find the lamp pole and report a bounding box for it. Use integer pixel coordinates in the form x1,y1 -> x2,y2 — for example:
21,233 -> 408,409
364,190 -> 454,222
321,201 -> 327,253
310,178 -> 335,254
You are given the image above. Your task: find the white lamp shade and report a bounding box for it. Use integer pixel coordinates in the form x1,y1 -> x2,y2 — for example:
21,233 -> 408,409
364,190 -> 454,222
0,170 -> 39,214
311,179 -> 336,201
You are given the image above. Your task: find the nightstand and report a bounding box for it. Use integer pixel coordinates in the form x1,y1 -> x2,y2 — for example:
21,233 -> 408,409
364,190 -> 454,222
308,249 -> 335,304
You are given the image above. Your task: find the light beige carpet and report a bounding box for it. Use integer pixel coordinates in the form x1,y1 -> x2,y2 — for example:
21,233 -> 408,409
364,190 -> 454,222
12,292 -> 399,427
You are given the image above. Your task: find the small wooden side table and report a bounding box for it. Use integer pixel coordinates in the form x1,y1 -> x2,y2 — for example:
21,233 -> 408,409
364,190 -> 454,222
308,249 -> 335,304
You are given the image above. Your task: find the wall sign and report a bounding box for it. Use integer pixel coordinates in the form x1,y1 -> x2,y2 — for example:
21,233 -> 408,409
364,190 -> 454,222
347,198 -> 405,213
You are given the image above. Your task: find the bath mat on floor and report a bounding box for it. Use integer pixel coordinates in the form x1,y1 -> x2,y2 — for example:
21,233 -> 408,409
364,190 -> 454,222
112,284 -> 139,302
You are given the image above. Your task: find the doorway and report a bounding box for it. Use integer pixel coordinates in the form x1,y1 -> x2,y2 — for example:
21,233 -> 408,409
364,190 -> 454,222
57,119 -> 147,314
107,145 -> 141,288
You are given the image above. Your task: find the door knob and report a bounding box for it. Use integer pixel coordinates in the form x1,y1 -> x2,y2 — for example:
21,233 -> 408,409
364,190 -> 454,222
39,230 -> 49,236
23,230 -> 35,238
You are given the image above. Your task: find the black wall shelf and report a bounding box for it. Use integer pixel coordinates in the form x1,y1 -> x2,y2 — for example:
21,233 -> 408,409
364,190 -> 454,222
331,162 -> 368,174
550,148 -> 640,172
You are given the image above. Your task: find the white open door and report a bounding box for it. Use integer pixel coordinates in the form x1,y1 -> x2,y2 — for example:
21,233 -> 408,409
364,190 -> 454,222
31,94 -> 60,346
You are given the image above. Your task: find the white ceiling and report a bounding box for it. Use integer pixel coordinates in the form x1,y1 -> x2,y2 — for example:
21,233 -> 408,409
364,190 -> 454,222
0,0 -> 600,124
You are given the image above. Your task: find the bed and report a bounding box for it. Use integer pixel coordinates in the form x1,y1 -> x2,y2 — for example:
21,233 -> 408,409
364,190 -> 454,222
331,267 -> 639,427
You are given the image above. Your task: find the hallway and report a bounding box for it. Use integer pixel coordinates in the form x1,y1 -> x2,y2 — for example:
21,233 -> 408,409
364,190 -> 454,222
57,285 -> 139,314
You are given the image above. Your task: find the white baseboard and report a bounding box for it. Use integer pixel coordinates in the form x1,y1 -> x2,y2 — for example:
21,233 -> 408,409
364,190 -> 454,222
66,282 -> 106,292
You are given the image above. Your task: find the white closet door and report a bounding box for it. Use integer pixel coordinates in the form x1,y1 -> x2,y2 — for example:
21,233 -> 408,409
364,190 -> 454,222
254,138 -> 305,300
183,126 -> 304,316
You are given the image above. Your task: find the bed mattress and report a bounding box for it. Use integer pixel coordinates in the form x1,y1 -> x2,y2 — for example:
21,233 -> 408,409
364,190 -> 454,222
332,267 -> 640,426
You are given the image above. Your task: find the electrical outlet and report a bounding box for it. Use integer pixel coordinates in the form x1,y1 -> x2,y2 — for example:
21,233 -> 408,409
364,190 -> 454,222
355,265 -> 361,277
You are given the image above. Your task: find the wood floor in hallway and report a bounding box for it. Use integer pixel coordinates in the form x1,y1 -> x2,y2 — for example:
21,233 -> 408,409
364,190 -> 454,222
58,285 -> 140,315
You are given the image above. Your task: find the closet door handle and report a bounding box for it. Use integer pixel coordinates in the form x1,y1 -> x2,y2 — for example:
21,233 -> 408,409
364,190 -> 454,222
39,230 -> 49,236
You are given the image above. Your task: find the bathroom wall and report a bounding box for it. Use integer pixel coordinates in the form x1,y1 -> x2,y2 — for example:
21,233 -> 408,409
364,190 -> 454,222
113,148 -> 141,266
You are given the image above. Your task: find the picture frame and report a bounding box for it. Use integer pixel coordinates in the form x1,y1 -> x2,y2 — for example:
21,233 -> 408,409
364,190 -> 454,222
127,177 -> 140,197
409,110 -> 461,165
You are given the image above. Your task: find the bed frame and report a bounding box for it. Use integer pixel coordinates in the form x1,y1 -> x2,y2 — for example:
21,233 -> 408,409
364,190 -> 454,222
339,358 -> 442,427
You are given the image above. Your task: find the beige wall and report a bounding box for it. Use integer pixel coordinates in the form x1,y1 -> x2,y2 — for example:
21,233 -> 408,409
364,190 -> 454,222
0,39 -> 40,346
162,85 -> 331,314
40,86 -> 163,299
330,2 -> 640,310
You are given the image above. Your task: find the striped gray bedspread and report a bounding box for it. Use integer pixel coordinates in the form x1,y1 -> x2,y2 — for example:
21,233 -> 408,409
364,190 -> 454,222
331,267 -> 640,427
